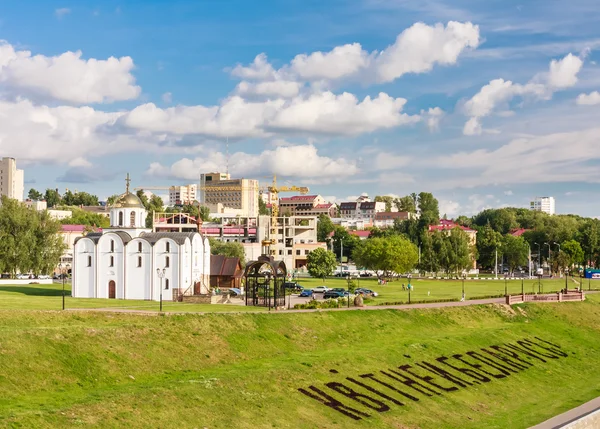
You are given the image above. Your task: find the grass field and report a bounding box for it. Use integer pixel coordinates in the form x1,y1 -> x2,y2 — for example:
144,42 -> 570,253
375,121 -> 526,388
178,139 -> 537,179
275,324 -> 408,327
0,276 -> 595,312
1,293 -> 600,427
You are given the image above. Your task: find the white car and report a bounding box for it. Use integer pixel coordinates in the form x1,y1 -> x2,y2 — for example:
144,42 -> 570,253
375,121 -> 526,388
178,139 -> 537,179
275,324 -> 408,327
38,275 -> 51,279
16,274 -> 30,280
312,286 -> 330,293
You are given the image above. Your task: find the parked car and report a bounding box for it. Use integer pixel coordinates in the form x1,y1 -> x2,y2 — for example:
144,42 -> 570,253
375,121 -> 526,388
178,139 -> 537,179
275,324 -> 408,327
355,288 -> 379,297
324,290 -> 346,299
38,275 -> 51,280
312,286 -> 330,293
16,274 -> 30,280
359,272 -> 373,277
299,289 -> 313,297
331,288 -> 350,296
284,282 -> 303,293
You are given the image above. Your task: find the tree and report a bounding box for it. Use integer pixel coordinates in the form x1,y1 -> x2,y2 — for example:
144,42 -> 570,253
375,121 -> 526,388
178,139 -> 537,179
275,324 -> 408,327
331,226 -> 361,262
61,208 -> 110,228
44,189 -> 62,208
28,188 -> 43,201
0,196 -> 66,277
72,192 -> 99,206
375,196 -> 394,212
418,231 -> 439,274
352,235 -> 418,279
62,190 -> 76,206
417,192 -> 440,230
258,197 -> 269,215
579,220 -> 599,266
145,195 -> 165,227
306,248 -> 337,282
455,215 -> 472,227
501,234 -> 529,274
396,195 -> 417,213
393,218 -> 420,244
562,239 -> 584,270
317,214 -> 334,242
106,194 -> 120,206
208,238 -> 245,266
476,225 -> 503,270
446,228 -> 473,275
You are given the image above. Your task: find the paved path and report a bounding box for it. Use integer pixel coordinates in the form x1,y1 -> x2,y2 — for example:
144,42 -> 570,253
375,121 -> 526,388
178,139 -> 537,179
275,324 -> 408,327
529,396 -> 600,428
67,297 -> 506,316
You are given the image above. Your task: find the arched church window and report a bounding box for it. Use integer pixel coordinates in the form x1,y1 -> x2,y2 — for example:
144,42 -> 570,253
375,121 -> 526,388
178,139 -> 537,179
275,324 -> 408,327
110,256 -> 114,267
138,242 -> 142,253
118,211 -> 124,226
87,256 -> 92,267
166,256 -> 170,268
137,256 -> 142,268
110,240 -> 114,252
166,242 -> 170,253
130,211 -> 136,227
165,279 -> 170,290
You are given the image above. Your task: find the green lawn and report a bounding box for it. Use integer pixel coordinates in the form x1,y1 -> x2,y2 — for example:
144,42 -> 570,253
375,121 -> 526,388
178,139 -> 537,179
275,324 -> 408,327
1,296 -> 600,428
296,276 -> 591,305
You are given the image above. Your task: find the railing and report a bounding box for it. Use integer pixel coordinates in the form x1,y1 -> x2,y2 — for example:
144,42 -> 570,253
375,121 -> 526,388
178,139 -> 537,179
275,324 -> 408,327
506,291 -> 585,305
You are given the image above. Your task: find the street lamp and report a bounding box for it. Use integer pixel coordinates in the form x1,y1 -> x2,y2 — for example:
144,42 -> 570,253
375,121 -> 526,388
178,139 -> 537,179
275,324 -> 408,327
407,274 -> 412,304
534,242 -> 541,274
58,262 -> 70,310
544,243 -> 551,275
156,268 -> 166,312
462,273 -> 466,301
504,274 -> 508,296
554,242 -> 562,277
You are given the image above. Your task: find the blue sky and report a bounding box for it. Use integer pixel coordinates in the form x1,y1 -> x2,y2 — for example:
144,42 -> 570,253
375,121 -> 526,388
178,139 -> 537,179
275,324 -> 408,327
1,0 -> 600,216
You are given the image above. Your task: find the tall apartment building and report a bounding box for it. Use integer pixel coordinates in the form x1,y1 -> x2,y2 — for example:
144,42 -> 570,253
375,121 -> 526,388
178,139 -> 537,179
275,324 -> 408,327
169,184 -> 197,206
278,195 -> 336,217
200,172 -> 259,217
530,197 -> 555,215
0,157 -> 24,202
339,201 -> 389,222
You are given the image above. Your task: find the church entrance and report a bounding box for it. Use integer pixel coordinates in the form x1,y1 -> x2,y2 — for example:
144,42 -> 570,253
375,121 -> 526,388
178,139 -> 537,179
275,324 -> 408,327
108,280 -> 116,299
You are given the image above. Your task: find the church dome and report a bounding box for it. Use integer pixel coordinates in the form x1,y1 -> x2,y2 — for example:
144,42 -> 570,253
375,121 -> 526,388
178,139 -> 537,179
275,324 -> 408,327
112,192 -> 144,208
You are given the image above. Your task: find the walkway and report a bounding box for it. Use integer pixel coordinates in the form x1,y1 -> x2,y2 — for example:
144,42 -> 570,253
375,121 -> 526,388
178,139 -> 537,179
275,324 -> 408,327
529,396 -> 600,428
67,297 -> 506,316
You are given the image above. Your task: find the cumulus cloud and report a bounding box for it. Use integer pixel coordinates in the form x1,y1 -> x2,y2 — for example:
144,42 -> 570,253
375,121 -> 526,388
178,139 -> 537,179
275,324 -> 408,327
231,21 -> 480,87
121,91 -> 419,138
0,41 -> 140,104
462,53 -> 585,135
422,107 -> 445,131
577,91 -> 600,105
146,144 -> 359,181
235,80 -> 301,99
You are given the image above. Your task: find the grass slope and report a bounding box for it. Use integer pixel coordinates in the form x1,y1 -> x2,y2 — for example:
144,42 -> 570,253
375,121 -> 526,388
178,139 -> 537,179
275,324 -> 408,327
1,296 -> 600,428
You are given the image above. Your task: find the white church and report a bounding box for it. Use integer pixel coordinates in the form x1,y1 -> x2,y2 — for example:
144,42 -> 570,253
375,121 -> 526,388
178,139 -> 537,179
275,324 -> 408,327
72,176 -> 211,301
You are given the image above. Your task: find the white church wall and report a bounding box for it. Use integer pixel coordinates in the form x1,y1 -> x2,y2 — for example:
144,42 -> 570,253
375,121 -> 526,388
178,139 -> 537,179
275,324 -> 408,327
126,238 -> 153,300
97,233 -> 127,299
73,238 -> 97,298
180,238 -> 192,293
203,237 -> 211,289
191,234 -> 206,293
153,238 -> 180,302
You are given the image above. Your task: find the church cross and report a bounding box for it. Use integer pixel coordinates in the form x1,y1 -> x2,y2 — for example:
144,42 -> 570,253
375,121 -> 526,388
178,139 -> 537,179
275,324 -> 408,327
125,173 -> 131,193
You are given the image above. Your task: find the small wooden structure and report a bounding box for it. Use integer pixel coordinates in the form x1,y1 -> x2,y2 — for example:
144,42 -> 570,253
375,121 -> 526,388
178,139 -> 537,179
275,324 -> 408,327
210,255 -> 243,290
244,255 -> 286,308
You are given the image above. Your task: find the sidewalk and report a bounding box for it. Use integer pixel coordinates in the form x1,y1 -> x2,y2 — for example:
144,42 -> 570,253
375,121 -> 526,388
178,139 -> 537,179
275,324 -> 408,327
529,396 -> 600,428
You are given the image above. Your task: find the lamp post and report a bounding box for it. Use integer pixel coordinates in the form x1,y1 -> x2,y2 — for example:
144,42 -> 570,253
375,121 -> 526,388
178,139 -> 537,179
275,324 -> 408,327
462,273 -> 466,301
504,274 -> 508,296
407,274 -> 412,304
58,263 -> 70,310
534,242 -> 541,274
156,268 -> 166,312
544,242 -> 551,276
554,242 -> 561,277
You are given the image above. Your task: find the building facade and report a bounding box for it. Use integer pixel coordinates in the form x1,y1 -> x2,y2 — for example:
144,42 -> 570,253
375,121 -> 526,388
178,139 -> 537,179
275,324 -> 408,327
169,184 -> 197,206
0,157 -> 24,202
374,211 -> 414,228
73,181 -> 211,301
339,201 -> 389,222
278,195 -> 336,217
201,172 -> 259,217
530,197 -> 555,215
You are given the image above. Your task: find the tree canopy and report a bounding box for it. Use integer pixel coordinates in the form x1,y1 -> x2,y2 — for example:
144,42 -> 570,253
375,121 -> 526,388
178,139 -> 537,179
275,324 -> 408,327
352,235 -> 418,278
208,238 -> 245,267
0,196 -> 66,277
306,248 -> 337,282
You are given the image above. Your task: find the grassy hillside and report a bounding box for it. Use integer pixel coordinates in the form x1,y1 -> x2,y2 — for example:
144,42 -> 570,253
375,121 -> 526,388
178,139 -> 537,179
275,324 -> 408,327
1,297 -> 600,428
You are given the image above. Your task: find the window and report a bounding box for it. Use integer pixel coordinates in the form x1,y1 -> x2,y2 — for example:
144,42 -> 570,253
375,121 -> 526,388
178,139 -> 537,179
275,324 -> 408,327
287,250 -> 292,255
296,250 -> 301,255
166,256 -> 170,268
130,211 -> 136,227
138,242 -> 142,253
87,256 -> 92,267
118,211 -> 124,226
110,240 -> 114,252
165,279 -> 170,290
166,242 -> 170,253
110,256 -> 114,267
137,256 -> 142,268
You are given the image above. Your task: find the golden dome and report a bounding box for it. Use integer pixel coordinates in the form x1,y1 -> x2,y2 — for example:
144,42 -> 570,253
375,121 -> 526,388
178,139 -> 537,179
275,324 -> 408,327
112,192 -> 144,209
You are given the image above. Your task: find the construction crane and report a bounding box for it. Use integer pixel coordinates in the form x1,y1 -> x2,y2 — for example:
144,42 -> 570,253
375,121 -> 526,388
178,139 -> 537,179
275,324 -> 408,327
261,175 -> 309,256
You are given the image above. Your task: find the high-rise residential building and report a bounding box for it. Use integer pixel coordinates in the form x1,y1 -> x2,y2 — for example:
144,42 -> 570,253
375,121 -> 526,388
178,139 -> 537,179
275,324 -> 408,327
169,184 -> 197,206
0,157 -> 24,202
200,172 -> 259,217
530,197 -> 555,215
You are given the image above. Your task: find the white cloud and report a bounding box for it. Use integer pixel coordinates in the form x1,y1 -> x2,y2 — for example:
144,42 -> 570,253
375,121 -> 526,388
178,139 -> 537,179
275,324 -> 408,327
373,152 -> 410,170
147,144 -> 359,181
231,21 -> 480,87
68,157 -> 92,168
462,53 -> 585,135
439,200 -> 461,217
122,91 -> 419,138
55,8 -> 71,18
162,92 -> 172,103
577,91 -> 600,105
504,190 -> 513,196
235,80 -> 301,99
0,41 -> 140,104
422,107 -> 444,131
